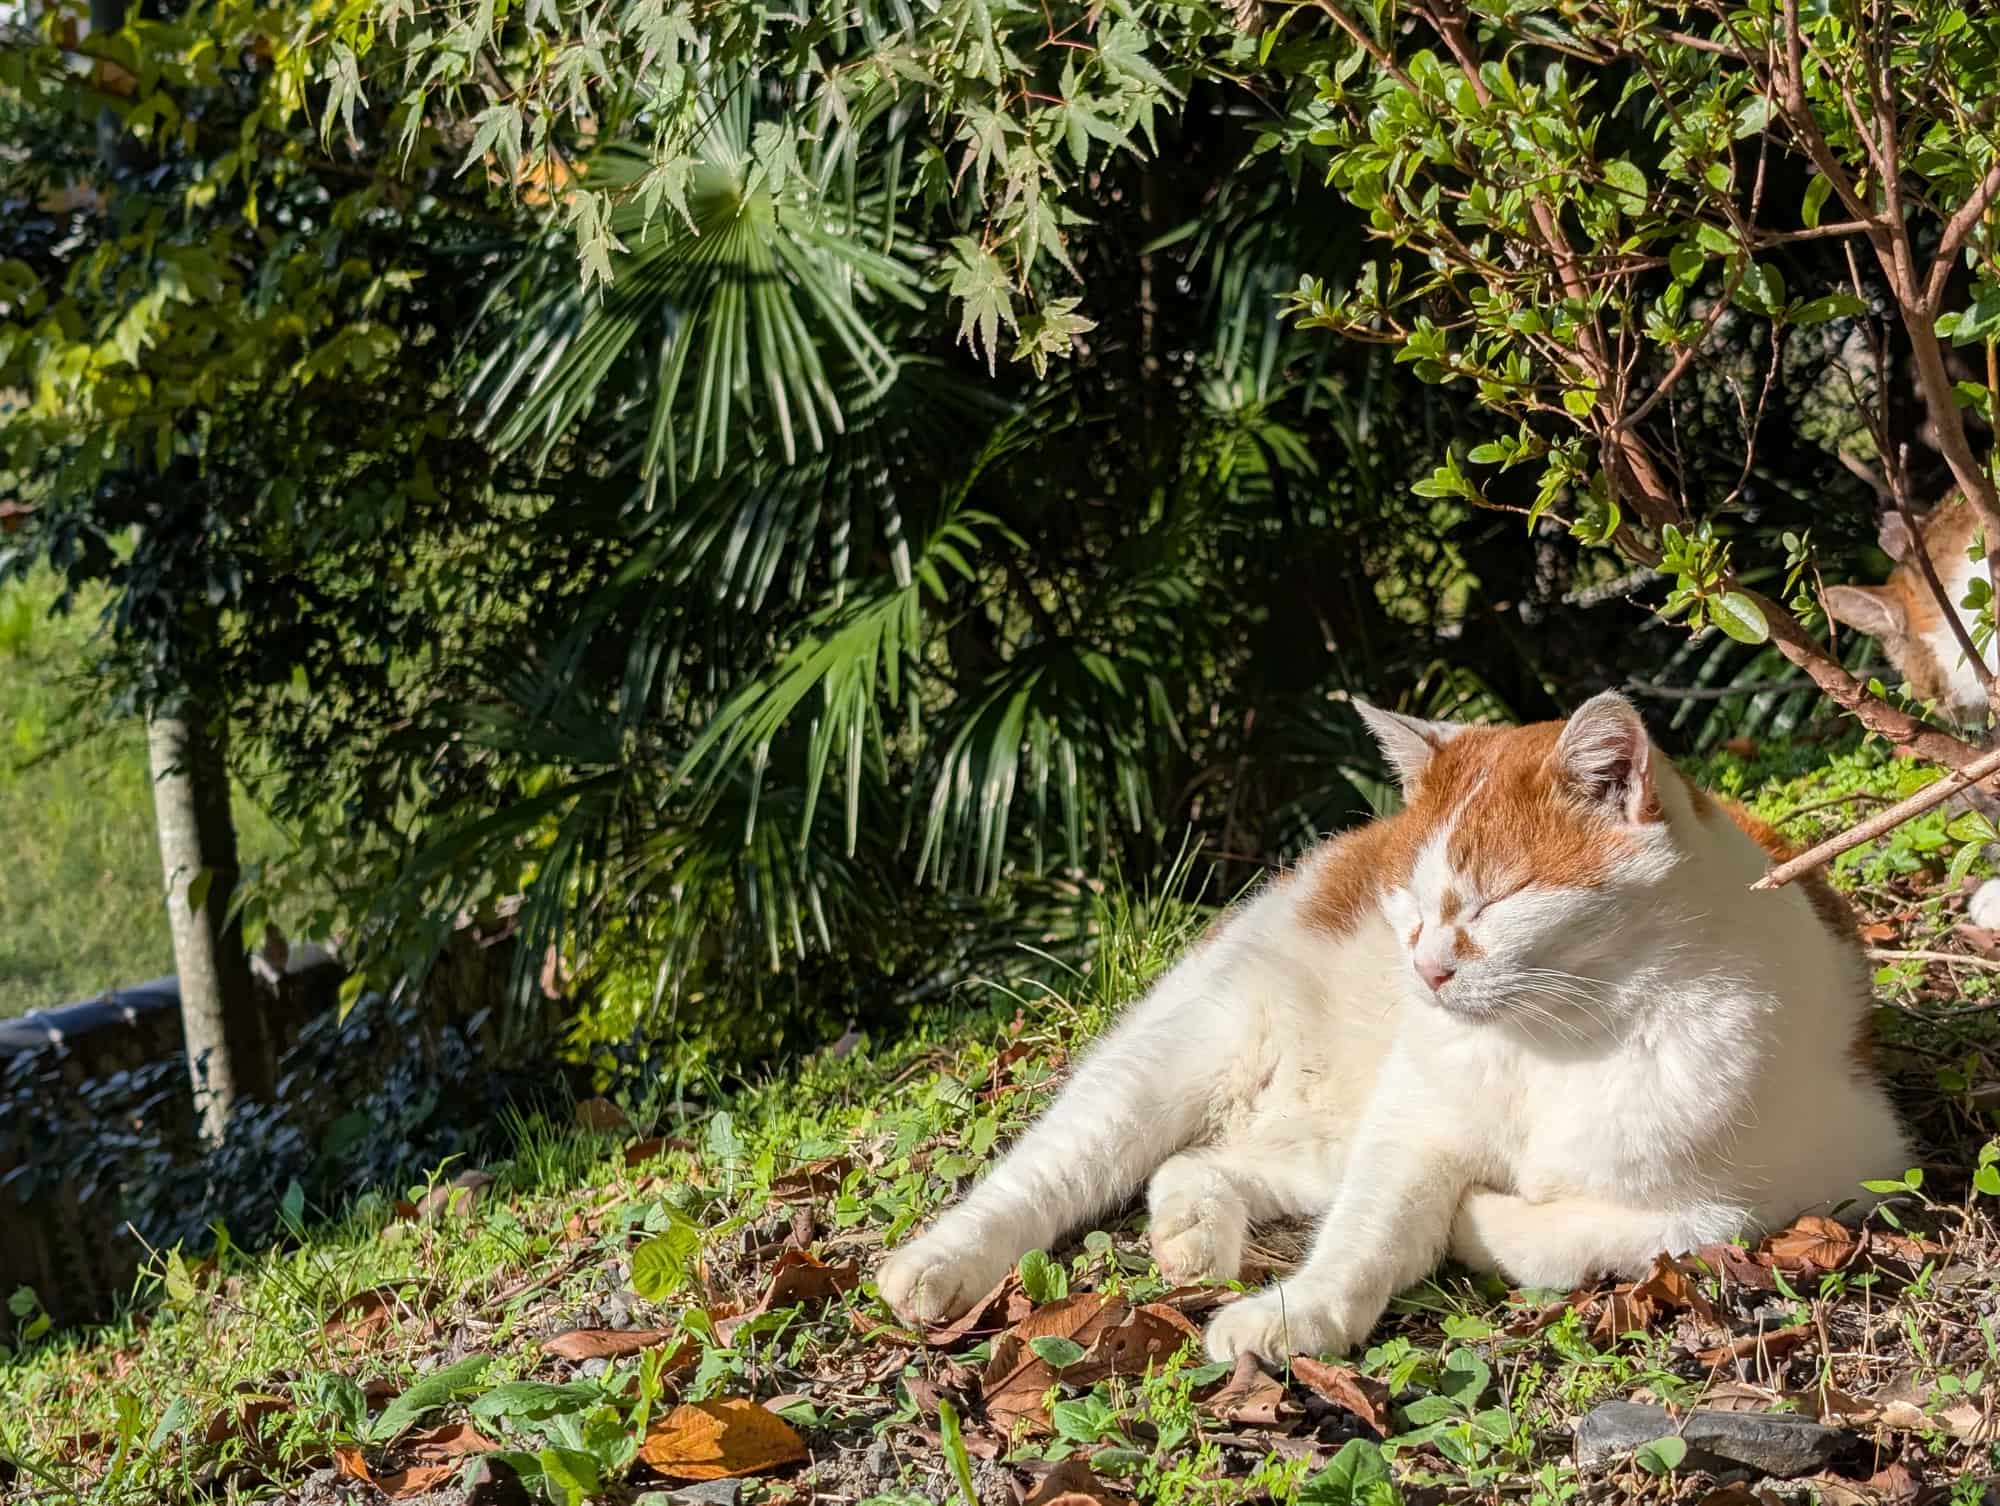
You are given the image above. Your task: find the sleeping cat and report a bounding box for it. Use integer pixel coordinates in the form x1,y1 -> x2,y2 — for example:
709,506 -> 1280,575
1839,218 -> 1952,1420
876,693 -> 1908,1363
1823,494 -> 2000,928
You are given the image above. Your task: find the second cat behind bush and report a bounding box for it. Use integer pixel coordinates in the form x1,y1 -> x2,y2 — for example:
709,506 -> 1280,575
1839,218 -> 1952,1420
1825,493 -> 2000,927
878,693 -> 1908,1363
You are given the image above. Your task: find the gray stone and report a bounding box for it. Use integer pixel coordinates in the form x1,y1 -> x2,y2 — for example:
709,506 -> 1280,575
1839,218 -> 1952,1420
862,1437 -> 893,1481
631,1483 -> 744,1506
1576,1401 -> 1847,1478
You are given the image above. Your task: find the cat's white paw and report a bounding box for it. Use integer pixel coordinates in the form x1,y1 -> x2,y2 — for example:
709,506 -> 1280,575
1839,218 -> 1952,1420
1203,1283 -> 1373,1363
1147,1165 -> 1247,1284
876,1232 -> 1004,1325
1969,878 -> 2000,931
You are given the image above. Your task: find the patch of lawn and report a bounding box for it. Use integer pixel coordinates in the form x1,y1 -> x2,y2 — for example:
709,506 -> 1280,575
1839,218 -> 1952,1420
6,812 -> 2000,1506
0,572 -> 299,1021
0,573 -> 172,1019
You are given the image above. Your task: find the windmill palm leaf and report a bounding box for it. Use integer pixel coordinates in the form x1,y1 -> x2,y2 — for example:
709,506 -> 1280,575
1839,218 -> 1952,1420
467,82 -> 926,489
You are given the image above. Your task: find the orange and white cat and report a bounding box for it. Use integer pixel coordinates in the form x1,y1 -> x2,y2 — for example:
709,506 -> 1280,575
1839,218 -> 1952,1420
876,693 -> 1908,1362
1825,495 -> 2000,928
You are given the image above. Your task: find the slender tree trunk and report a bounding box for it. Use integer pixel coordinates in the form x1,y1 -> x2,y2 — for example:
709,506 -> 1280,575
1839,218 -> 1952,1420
92,0 -> 266,1139
148,707 -> 267,1142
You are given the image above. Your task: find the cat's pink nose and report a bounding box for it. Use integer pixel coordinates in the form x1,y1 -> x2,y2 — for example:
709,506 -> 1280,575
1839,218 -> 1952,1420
1418,960 -> 1455,993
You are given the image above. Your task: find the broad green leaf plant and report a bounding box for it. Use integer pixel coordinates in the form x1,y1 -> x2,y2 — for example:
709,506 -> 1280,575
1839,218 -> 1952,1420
1277,0 -> 2000,779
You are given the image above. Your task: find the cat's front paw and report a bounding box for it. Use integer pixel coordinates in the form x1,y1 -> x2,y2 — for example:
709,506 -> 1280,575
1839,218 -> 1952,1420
1203,1284 -> 1374,1363
876,1231 -> 1005,1326
1147,1174 -> 1247,1285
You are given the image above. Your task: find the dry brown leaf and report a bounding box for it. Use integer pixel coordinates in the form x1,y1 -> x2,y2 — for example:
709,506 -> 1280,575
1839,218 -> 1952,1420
1290,1356 -> 1391,1433
1761,1215 -> 1858,1272
1695,1488 -> 1784,1506
1064,1302 -> 1201,1385
1022,1456 -> 1124,1505
1692,1242 -> 1780,1291
405,1423 -> 498,1461
1633,1252 -> 1716,1320
1857,921 -> 1897,944
1934,1397 -> 2000,1442
573,1096 -> 631,1134
202,1394 -> 291,1452
1152,1284 -> 1236,1319
1203,1351 -> 1291,1429
767,1247 -> 860,1308
716,1249 -> 860,1343
1595,1252 -> 1715,1340
1858,1228 -> 1944,1268
914,1420 -> 1005,1459
1504,1287 -> 1597,1336
624,1136 -> 694,1167
980,1040 -> 1047,1103
325,1283 -> 433,1344
981,1292 -> 1123,1432
1865,1461 -> 1922,1502
924,1269 -> 1034,1348
1694,1323 -> 1813,1371
768,1156 -> 855,1203
639,1398 -> 809,1481
334,1428 -> 490,1502
1792,1474 -> 1879,1506
334,1446 -> 371,1483
1803,1376 -> 1996,1438
541,1327 -> 692,1364
402,1169 -> 495,1221
1699,1380 -> 1787,1413
335,1453 -> 458,1498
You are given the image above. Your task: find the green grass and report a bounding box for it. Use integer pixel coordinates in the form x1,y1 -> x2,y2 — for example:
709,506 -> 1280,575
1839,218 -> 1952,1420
6,809 -> 2000,1505
0,572 -> 293,1020
0,574 -> 173,1018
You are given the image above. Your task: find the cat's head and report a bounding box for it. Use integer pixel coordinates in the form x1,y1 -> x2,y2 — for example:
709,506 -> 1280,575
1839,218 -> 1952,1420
1357,693 -> 1681,1022
1822,575 -> 1959,713
1823,500 -> 1980,716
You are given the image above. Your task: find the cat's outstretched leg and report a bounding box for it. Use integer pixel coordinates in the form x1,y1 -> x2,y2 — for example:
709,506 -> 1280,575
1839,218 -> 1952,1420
1147,1138 -> 1343,1284
1448,1189 -> 1744,1288
879,948 -> 1253,1325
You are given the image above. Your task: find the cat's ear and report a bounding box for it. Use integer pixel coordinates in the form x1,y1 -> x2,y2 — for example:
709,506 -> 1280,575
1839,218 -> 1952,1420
1354,700 -> 1467,792
1556,692 -> 1655,822
1824,583 -> 1905,639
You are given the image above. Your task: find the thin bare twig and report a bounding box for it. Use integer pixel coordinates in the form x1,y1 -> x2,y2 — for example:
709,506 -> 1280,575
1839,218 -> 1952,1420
1752,744 -> 2000,890
1739,585 -> 1982,770
1781,791 -> 1893,821
1623,678 -> 1813,702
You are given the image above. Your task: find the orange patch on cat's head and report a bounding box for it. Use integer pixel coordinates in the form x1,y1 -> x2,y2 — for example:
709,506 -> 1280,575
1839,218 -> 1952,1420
1410,719 -> 1655,893
1302,694 -> 1662,934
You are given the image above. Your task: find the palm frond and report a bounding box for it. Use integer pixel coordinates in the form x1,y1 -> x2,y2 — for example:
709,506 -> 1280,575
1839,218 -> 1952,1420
465,79 -> 926,488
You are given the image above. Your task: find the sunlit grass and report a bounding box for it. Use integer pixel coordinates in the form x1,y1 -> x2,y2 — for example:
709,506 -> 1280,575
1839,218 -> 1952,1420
0,573 -> 171,1019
